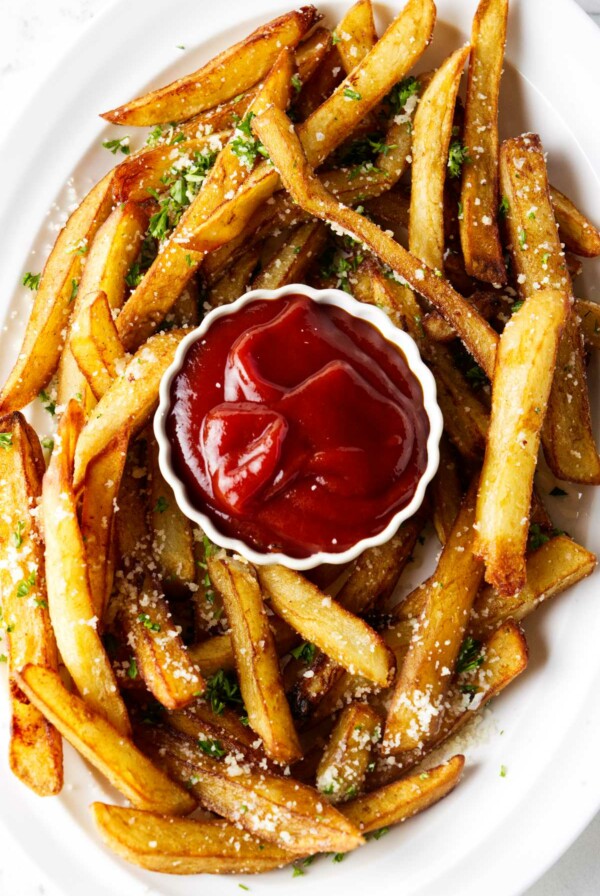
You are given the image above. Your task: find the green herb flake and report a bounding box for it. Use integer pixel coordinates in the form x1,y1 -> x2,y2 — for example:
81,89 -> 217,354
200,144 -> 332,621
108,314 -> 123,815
22,272 -> 41,290
447,141 -> 471,178
154,496 -> 169,514
102,136 -> 131,155
498,196 -> 509,220
39,390 -> 56,416
518,228 -> 527,249
290,641 -> 316,664
456,636 -> 484,675
137,613 -> 161,632
528,523 -> 550,551
292,865 -> 305,877
41,437 -> 54,452
343,87 -> 362,101
70,279 -> 79,302
13,520 -> 25,549
291,73 -> 302,94
331,32 -> 341,45
0,655 -> 7,663
511,300 -> 524,313
197,738 -> 226,758
0,433 -> 13,450
500,764 -> 507,777
16,571 -> 36,598
205,669 -> 243,715
127,657 -> 138,679
231,112 -> 269,168
332,853 -> 345,863
371,827 -> 389,840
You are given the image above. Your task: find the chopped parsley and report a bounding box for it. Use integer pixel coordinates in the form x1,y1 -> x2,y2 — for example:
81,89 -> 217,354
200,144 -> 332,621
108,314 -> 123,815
231,112 -> 269,168
154,496 -> 169,514
127,657 -> 138,679
370,827 -> 389,840
343,87 -> 362,101
457,200 -> 464,220
518,228 -> 527,249
205,669 -> 243,715
147,148 -> 219,240
0,655 -> 7,663
528,523 -> 549,551
500,764 -> 507,777
447,141 -> 471,178
22,272 -> 41,290
511,300 -> 524,313
290,641 -> 316,664
332,853 -> 345,863
331,32 -> 341,45
292,865 -> 305,878
498,196 -> 510,220
41,437 -> 54,452
16,571 -> 36,598
465,364 -> 487,387
70,279 -> 79,302
102,136 -> 131,155
291,73 -> 302,94
197,737 -> 226,758
13,521 -> 25,549
456,636 -> 484,675
125,233 -> 157,289
39,390 -> 56,416
137,613 -> 161,632
0,433 -> 13,450
386,75 -> 419,117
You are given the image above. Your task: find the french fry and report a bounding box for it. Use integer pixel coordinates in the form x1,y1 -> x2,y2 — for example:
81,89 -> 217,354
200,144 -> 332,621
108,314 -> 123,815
344,754 -> 464,831
471,534 -> 597,638
166,700 -> 266,759
207,556 -> 301,764
431,436 -> 462,545
73,327 -> 188,489
16,664 -> 196,814
460,0 -> 508,283
70,291 -> 126,401
257,565 -> 395,687
382,482 -> 484,754
475,289 -> 569,595
42,401 -> 130,735
0,172 -> 114,413
91,804 -> 291,874
188,614 -> 299,676
169,278 -> 201,329
57,200 -> 147,409
550,185 -> 600,258
208,244 -> 262,307
81,427 -> 129,619
0,413 -> 62,796
410,47 -> 469,274
316,703 -> 381,802
500,133 -> 600,484
252,221 -> 328,290
252,105 -> 499,377
576,299 -> 600,351
102,7 -> 319,125
147,436 -> 196,590
334,0 -> 378,75
116,49 -> 294,349
140,724 -> 363,855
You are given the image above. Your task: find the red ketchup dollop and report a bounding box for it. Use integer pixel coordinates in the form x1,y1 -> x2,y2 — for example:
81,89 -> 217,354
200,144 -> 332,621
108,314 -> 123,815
166,295 -> 429,558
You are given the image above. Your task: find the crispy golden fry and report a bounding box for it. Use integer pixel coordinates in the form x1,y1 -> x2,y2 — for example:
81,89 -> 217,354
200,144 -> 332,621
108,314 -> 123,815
0,172 -> 114,413
500,133 -> 600,484
70,291 -> 126,401
316,703 -> 381,803
344,755 -> 464,831
252,221 -> 328,290
382,483 -> 484,754
57,200 -> 147,408
460,0 -> 508,283
410,47 -> 469,272
576,299 -> 600,351
141,724 -> 363,855
375,622 -> 528,781
188,614 -> 299,676
42,401 -> 130,734
81,427 -> 129,619
252,106 -> 499,376
102,7 -> 319,125
299,0 -> 435,166
91,804 -> 291,874
169,278 -> 201,328
550,185 -> 600,258
208,245 -> 262,307
0,413 -> 62,796
17,664 -> 195,814
259,565 -> 395,687
471,534 -> 596,638
112,132 -> 231,203
116,50 -> 294,350
475,289 -> 569,595
73,327 -> 188,488
432,437 -> 462,545
208,556 -> 302,764
334,0 -> 377,74
167,701 -> 266,758
148,436 -> 195,589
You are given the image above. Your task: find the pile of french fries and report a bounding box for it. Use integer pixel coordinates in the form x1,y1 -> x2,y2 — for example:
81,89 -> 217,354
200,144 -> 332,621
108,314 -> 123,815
0,0 -> 598,878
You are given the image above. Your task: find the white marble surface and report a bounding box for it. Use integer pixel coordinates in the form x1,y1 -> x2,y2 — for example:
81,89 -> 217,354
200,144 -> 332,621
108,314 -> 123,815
0,1 -> 599,894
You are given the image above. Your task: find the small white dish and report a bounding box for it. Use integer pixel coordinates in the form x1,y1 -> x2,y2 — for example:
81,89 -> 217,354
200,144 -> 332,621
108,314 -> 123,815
154,283 -> 443,570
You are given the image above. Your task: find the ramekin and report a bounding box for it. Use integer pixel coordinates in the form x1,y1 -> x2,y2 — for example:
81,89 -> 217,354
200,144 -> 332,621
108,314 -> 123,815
154,283 -> 443,571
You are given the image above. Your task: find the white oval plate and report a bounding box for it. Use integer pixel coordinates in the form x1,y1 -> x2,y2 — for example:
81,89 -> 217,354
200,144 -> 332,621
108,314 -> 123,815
0,1 -> 598,895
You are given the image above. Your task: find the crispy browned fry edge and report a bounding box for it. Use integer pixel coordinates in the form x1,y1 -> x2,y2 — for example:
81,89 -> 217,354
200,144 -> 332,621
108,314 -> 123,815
343,754 -> 464,831
316,703 -> 381,802
253,221 -> 328,290
500,133 -> 600,484
335,0 -> 378,74
188,614 -> 299,676
550,185 -> 600,258
474,289 -> 569,595
73,327 -> 189,489
208,556 -> 302,764
16,664 -> 196,814
91,803 -> 292,874
0,413 -> 63,796
252,105 -> 499,376
42,401 -> 131,734
460,0 -> 508,283
0,172 -> 114,413
141,724 -> 364,855
102,7 -> 319,125
258,565 -> 395,687
471,534 -> 597,638
382,482 -> 484,754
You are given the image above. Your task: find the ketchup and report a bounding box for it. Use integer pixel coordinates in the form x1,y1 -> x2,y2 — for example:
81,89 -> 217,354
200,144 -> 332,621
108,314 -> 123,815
166,296 -> 429,558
